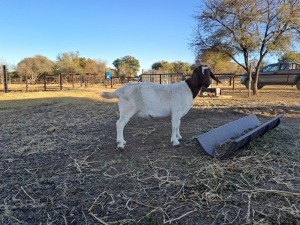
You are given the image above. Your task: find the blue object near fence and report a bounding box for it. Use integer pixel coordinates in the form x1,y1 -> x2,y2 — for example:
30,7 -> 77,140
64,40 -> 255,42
105,71 -> 111,79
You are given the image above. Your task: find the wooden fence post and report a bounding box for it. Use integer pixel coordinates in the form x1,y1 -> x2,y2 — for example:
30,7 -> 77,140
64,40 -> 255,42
3,65 -> 8,93
25,72 -> 28,92
80,74 -> 83,87
72,74 -> 74,88
44,74 -> 47,91
59,73 -> 63,90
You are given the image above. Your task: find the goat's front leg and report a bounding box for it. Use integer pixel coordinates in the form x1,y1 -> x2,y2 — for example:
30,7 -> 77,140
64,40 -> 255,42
176,126 -> 182,140
116,116 -> 130,150
171,117 -> 181,146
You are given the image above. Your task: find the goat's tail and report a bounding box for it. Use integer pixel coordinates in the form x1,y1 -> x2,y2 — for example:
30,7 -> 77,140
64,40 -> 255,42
101,90 -> 119,99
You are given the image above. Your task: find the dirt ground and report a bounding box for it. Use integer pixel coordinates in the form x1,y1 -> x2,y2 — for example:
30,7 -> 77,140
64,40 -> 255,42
0,84 -> 299,225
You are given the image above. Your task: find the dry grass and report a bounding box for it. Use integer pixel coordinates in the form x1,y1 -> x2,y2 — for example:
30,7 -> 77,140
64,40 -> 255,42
0,84 -> 299,224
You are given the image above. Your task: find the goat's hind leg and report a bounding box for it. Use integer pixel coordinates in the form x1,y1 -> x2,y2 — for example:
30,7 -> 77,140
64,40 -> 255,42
171,117 -> 181,147
116,98 -> 137,150
116,115 -> 131,150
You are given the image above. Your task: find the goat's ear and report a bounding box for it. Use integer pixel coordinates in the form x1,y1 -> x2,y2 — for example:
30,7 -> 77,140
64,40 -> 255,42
190,68 -> 201,86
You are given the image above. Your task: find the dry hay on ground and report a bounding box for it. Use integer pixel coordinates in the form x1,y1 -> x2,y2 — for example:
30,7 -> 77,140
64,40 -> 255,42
0,86 -> 299,224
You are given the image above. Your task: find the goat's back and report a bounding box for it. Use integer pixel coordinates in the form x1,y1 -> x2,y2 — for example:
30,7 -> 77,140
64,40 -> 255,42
116,82 -> 193,118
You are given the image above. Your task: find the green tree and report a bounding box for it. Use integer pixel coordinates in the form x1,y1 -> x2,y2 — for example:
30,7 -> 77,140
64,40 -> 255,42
56,51 -> 82,74
17,55 -> 54,82
151,61 -> 174,73
191,0 -> 300,95
278,51 -> 300,63
172,61 -> 193,74
151,61 -> 193,74
113,56 -> 140,77
198,50 -> 243,74
79,58 -> 107,74
151,62 -> 164,70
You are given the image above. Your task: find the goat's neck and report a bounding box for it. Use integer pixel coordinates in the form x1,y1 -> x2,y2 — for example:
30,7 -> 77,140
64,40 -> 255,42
185,79 -> 201,98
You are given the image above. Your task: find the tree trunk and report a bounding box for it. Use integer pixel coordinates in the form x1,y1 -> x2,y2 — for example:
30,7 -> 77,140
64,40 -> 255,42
253,71 -> 260,96
253,85 -> 258,95
248,66 -> 252,97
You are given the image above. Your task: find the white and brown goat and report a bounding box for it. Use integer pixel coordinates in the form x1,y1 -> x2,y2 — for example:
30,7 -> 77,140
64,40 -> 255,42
101,66 -> 211,150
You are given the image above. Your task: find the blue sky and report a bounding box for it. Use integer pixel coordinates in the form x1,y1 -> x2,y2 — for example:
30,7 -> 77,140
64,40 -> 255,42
0,0 -> 202,73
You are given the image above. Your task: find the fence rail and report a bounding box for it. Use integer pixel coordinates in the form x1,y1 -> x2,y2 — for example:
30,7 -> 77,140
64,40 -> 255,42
0,70 -> 132,92
214,74 -> 243,90
1,66 -> 243,93
140,72 -> 242,90
140,73 -> 184,84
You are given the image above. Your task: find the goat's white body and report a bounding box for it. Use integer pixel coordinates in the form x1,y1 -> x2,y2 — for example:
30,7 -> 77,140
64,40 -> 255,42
101,81 -> 193,149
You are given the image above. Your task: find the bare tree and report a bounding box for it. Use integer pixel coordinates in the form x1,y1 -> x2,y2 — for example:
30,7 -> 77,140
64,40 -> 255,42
191,0 -> 300,94
17,55 -> 54,83
0,59 -> 5,83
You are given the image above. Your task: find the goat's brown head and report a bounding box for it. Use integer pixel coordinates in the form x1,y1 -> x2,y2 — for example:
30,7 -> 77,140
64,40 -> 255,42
185,66 -> 211,98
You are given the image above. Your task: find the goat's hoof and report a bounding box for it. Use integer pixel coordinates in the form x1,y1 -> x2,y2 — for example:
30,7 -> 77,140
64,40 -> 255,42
116,147 -> 124,151
172,143 -> 181,148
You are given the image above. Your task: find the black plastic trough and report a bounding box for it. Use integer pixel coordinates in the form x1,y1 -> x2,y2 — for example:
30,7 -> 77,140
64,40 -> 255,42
196,114 -> 283,159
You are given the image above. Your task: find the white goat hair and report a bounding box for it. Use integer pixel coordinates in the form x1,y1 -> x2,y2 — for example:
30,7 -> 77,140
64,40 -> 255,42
101,67 -> 210,150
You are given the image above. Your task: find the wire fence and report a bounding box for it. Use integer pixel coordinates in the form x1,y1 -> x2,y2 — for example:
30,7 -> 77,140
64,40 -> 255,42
140,72 -> 242,89
1,65 -> 242,93
0,65 -> 139,92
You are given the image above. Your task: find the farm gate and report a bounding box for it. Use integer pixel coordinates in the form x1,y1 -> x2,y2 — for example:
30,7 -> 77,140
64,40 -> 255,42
140,73 -> 184,84
140,72 -> 241,90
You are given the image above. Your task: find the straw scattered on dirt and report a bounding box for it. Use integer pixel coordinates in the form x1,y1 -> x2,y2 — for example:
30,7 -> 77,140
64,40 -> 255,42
0,85 -> 299,224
